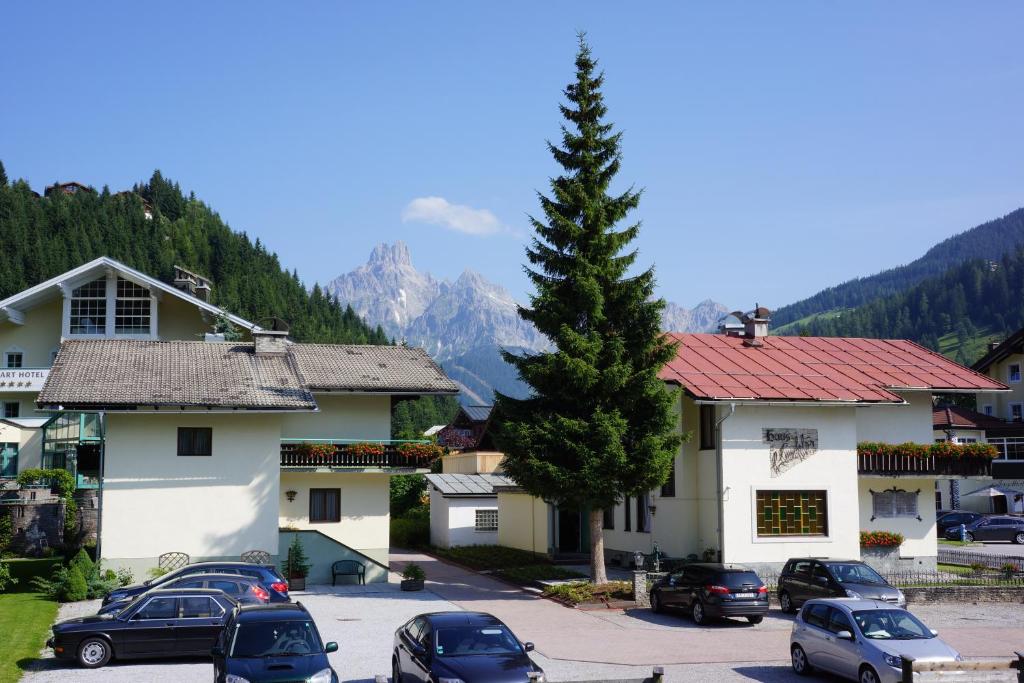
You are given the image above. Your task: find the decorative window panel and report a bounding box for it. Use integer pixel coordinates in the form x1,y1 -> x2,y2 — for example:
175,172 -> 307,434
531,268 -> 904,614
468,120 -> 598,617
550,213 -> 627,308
474,509 -> 498,532
871,489 -> 919,519
756,490 -> 828,537
70,278 -> 107,334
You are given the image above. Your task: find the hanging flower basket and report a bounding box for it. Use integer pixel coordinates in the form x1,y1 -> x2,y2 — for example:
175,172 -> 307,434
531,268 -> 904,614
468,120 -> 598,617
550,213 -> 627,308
345,442 -> 385,458
860,531 -> 904,548
397,442 -> 444,466
296,442 -> 337,461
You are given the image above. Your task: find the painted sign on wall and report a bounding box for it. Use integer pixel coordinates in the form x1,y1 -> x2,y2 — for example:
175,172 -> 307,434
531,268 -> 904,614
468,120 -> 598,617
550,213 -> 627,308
763,427 -> 819,477
0,368 -> 49,391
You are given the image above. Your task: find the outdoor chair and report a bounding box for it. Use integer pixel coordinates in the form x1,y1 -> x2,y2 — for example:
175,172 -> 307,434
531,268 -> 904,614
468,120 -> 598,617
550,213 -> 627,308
158,551 -> 190,571
241,550 -> 272,565
331,559 -> 366,585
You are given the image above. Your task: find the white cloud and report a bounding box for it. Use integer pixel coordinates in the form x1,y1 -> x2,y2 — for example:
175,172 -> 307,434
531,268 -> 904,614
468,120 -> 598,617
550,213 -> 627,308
401,196 -> 503,236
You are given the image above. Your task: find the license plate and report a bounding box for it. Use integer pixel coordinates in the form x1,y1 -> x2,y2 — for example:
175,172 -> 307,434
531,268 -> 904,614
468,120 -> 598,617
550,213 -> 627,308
734,592 -> 756,598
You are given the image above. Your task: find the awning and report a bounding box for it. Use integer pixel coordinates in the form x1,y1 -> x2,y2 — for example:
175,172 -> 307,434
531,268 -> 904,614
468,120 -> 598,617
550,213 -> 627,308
962,485 -> 1024,498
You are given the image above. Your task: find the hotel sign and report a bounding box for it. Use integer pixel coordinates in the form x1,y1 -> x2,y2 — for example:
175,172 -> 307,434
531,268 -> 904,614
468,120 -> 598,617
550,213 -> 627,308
763,427 -> 818,477
0,368 -> 49,391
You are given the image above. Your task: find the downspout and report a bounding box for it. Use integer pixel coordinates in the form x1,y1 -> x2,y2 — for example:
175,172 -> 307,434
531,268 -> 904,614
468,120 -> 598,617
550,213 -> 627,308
715,403 -> 736,563
95,411 -> 106,562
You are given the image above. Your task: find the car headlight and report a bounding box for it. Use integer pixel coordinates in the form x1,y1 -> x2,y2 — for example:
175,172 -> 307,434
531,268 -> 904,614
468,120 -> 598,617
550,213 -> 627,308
308,669 -> 334,683
883,653 -> 903,668
845,589 -> 862,599
225,676 -> 251,683
895,590 -> 906,605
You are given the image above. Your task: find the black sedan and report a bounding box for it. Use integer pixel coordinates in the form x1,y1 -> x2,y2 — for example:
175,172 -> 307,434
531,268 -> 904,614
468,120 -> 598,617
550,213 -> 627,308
650,563 -> 769,625
213,602 -> 338,683
98,572 -> 272,615
936,510 -> 987,537
48,588 -> 237,668
945,515 -> 1024,543
103,561 -> 289,607
393,612 -> 544,683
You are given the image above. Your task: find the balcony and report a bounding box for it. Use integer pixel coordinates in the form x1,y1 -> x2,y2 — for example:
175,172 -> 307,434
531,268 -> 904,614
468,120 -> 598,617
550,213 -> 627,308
280,439 -> 443,471
858,453 -> 993,477
0,367 -> 49,392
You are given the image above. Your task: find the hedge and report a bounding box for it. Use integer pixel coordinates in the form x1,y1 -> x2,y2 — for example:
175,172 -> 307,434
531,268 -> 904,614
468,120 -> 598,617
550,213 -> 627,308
857,442 -> 997,460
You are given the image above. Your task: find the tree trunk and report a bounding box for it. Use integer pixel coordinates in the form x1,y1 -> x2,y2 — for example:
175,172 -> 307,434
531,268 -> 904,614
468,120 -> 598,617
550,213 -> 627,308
589,508 -> 608,584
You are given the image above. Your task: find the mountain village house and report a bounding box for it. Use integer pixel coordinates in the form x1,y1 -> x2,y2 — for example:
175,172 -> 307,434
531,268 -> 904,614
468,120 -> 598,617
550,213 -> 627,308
0,257 -> 458,582
492,310 -> 1007,573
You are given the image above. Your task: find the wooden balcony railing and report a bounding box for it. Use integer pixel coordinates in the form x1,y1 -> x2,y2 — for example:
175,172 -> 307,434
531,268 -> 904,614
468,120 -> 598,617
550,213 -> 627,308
279,440 -> 441,469
857,453 -> 992,477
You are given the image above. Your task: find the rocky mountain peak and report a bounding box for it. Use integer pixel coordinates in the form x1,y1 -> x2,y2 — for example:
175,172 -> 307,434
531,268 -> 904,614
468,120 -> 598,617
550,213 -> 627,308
368,240 -> 412,268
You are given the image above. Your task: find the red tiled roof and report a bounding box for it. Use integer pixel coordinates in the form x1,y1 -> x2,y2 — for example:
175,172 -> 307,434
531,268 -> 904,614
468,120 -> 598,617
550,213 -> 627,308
658,333 -> 1008,403
932,405 -> 1003,430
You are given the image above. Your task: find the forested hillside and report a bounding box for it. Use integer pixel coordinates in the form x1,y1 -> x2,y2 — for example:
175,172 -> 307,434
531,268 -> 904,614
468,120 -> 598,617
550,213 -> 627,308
0,164 -> 388,345
773,207 -> 1024,327
787,248 -> 1024,364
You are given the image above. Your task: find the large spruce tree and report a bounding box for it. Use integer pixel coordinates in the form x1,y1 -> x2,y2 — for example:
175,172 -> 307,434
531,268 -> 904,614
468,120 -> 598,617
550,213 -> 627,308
494,36 -> 680,583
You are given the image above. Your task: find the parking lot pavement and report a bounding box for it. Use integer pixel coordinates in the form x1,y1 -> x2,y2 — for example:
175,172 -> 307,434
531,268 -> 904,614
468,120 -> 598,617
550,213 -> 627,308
942,541 -> 1024,557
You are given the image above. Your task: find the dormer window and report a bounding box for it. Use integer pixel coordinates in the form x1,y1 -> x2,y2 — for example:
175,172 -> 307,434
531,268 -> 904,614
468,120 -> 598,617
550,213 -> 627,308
69,279 -> 107,334
64,274 -> 156,338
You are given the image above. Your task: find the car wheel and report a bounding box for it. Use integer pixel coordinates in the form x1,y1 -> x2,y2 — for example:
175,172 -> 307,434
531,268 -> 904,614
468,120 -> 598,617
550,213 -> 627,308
691,600 -> 707,625
747,615 -> 763,625
392,657 -> 402,683
780,591 -> 795,614
859,664 -> 881,683
791,644 -> 812,675
964,532 -> 974,543
77,637 -> 112,668
650,591 -> 662,614
1014,532 -> 1024,545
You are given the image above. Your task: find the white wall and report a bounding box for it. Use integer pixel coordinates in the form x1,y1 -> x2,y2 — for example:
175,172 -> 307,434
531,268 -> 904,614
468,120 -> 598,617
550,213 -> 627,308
0,420 -> 42,473
720,404 -> 861,566
280,394 -> 390,441
858,476 -> 937,561
429,489 -> 451,548
102,413 -> 282,566
445,497 -> 498,547
278,471 -> 390,566
856,392 -> 934,444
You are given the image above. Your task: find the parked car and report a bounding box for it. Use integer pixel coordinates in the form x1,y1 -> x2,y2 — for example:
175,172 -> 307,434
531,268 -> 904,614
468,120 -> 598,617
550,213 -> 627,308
936,510 -> 986,537
393,611 -> 545,683
943,515 -> 1024,543
649,563 -> 769,625
47,588 -> 238,668
778,559 -> 905,613
790,598 -> 961,683
103,561 -> 289,607
98,572 -> 272,615
212,602 -> 338,683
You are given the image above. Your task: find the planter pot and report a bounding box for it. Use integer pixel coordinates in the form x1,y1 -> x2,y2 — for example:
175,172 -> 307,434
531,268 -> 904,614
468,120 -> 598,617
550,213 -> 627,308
401,578 -> 424,591
289,577 -> 306,591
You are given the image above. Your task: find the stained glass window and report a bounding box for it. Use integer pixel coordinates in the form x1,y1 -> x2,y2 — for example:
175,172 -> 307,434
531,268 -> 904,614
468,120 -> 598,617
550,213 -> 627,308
756,490 -> 827,536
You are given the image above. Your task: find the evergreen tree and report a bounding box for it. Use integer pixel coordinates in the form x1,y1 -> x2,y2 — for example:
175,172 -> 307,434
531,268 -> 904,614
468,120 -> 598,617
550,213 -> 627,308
493,36 -> 680,584
0,161 -> 7,186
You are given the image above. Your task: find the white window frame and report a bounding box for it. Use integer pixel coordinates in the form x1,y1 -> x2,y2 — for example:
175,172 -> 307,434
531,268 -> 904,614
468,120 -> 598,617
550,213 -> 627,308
61,272 -> 159,340
870,488 -> 920,520
474,508 -> 498,532
3,347 -> 25,369
750,485 -> 834,544
1010,364 -> 1022,384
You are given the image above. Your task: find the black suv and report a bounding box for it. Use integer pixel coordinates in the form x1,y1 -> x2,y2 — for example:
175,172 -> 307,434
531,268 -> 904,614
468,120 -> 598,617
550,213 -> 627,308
103,562 -> 289,607
213,602 -> 339,683
777,558 -> 905,613
649,563 -> 769,625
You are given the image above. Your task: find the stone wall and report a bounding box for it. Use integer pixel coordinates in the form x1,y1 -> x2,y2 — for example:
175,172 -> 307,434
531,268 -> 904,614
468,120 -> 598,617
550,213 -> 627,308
861,545 -> 938,574
903,585 -> 1024,604
0,489 -> 99,555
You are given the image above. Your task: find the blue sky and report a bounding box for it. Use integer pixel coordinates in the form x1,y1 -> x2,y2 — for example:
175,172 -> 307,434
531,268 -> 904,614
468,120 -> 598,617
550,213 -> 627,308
3,2 -> 1023,310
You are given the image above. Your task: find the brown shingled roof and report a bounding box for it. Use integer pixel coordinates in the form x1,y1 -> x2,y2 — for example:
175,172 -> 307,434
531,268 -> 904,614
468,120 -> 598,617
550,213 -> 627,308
38,339 -> 458,410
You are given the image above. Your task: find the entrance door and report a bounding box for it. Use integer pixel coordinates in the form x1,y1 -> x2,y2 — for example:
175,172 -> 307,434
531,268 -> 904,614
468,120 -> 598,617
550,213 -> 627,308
556,508 -> 581,553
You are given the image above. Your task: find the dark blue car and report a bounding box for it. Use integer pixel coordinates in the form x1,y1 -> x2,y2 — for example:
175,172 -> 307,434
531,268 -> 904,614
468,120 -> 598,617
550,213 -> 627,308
103,561 -> 289,607
393,611 -> 544,683
212,602 -> 338,683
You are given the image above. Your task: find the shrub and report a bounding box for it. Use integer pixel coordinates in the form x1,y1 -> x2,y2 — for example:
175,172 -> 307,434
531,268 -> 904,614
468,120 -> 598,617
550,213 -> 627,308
969,562 -> 986,573
64,566 -> 88,601
860,531 -> 904,547
69,549 -> 94,577
0,562 -> 17,593
402,562 -> 426,581
147,566 -> 170,579
495,564 -> 586,584
391,512 -> 430,548
543,581 -> 593,604
282,535 -> 311,579
1000,562 -> 1020,576
116,567 -> 134,587
15,468 -> 78,537
0,512 -> 12,553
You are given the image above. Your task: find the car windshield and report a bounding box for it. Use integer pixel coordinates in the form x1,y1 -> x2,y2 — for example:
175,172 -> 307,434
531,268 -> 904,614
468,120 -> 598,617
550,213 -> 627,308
434,625 -> 523,657
853,609 -> 934,640
828,563 -> 886,585
229,620 -> 323,657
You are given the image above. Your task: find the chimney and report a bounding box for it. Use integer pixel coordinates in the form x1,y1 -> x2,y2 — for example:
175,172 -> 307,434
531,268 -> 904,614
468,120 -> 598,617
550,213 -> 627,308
173,265 -> 213,301
253,318 -> 290,356
741,305 -> 771,347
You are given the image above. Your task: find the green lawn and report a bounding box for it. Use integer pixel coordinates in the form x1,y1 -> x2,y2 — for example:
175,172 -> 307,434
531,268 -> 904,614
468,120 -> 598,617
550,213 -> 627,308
937,539 -> 978,547
0,593 -> 58,683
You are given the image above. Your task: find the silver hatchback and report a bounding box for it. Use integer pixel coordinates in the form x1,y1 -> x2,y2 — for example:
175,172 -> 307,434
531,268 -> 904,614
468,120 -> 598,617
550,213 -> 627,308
789,598 -> 961,683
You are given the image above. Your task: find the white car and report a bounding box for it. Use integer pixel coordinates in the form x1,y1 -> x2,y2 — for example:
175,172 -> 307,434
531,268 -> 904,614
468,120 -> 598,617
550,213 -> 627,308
790,598 -> 961,683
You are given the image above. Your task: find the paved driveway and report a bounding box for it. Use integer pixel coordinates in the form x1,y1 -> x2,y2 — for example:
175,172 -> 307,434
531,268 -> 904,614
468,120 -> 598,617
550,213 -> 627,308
21,550 -> 1024,682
